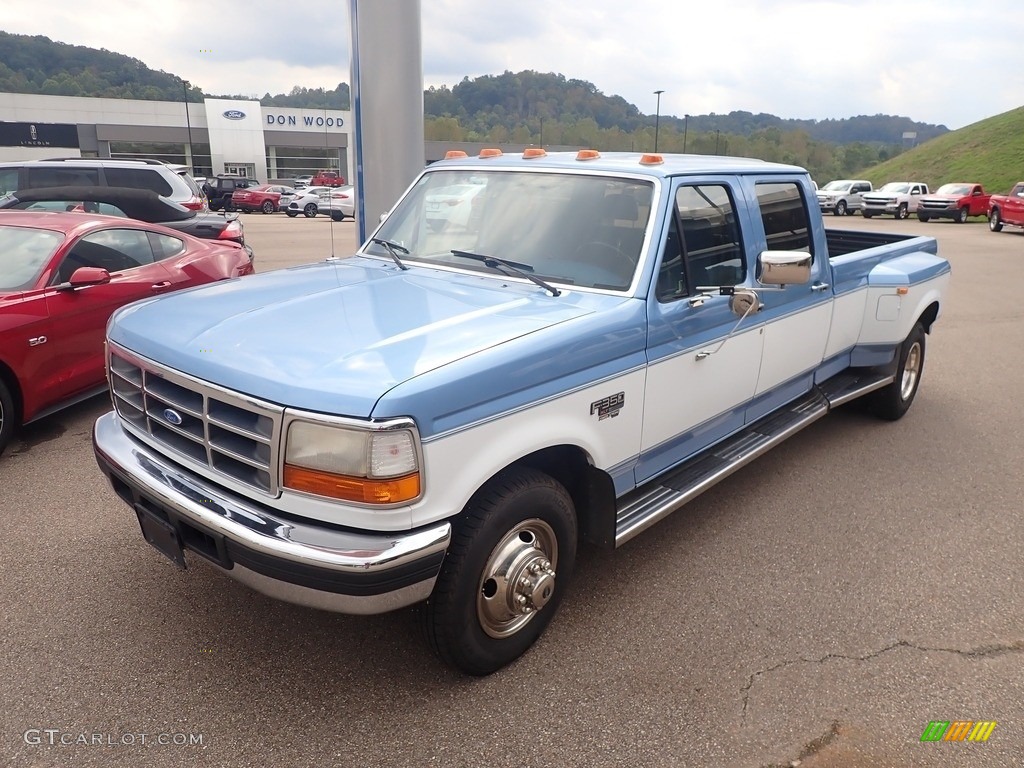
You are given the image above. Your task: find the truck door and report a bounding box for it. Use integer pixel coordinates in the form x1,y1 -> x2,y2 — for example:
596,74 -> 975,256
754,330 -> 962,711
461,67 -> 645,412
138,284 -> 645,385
1005,183 -> 1024,224
744,179 -> 832,422
638,178 -> 764,483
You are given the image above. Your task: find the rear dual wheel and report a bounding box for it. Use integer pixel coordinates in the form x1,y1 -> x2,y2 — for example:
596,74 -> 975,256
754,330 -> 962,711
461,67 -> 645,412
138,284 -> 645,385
869,322 -> 925,421
423,466 -> 577,676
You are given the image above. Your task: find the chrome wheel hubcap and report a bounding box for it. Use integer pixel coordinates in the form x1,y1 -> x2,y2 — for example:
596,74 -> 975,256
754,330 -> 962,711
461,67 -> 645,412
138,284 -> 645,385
900,342 -> 922,400
477,519 -> 558,639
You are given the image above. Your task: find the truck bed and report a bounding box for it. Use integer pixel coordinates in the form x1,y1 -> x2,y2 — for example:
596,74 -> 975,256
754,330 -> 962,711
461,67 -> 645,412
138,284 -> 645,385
825,228 -> 919,258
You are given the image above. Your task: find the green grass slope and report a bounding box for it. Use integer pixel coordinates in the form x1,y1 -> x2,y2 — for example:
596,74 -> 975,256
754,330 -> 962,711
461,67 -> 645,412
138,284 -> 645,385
859,106 -> 1024,195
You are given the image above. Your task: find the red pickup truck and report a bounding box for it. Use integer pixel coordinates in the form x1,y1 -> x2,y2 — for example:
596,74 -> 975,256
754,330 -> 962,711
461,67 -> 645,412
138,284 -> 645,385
310,170 -> 346,187
987,182 -> 1024,232
917,183 -> 990,223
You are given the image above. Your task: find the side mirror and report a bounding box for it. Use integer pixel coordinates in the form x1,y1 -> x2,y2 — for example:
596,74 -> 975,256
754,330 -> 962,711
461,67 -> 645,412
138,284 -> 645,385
61,266 -> 111,289
758,250 -> 811,286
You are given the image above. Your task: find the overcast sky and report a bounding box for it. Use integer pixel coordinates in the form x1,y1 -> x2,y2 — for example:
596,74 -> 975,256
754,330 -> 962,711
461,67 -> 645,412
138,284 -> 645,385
3,0 -> 1022,130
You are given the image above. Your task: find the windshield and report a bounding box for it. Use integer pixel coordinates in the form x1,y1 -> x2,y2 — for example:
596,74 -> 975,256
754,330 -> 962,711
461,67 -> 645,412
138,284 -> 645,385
879,183 -> 910,193
935,184 -> 972,195
367,170 -> 653,291
821,181 -> 852,192
0,225 -> 64,291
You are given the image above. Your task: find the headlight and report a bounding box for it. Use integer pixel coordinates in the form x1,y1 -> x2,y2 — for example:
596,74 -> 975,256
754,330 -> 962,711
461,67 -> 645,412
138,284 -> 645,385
283,419 -> 421,504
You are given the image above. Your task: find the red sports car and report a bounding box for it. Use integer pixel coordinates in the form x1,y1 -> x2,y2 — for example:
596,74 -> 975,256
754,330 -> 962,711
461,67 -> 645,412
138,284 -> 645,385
230,184 -> 284,214
0,210 -> 254,454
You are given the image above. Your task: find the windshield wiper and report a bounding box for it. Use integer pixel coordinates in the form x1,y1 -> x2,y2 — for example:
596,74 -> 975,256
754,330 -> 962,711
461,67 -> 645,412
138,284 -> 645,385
450,250 -> 561,297
370,237 -> 409,270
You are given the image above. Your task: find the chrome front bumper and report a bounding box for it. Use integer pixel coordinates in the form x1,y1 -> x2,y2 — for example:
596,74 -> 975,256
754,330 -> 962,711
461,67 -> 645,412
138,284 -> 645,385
93,411 -> 451,614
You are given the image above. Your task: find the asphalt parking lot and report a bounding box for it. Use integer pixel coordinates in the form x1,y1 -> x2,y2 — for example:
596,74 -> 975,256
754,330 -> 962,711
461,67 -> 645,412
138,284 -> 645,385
2,211 -> 1022,767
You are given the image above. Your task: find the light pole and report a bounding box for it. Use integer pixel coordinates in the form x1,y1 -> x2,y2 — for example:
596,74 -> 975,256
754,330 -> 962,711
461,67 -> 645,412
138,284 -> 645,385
182,79 -> 195,173
653,90 -> 664,153
683,114 -> 689,153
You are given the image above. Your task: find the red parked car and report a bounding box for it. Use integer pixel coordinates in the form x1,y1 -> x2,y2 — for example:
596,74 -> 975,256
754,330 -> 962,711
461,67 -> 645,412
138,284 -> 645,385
987,182 -> 1024,233
0,211 -> 254,454
310,170 -> 346,187
230,184 -> 284,214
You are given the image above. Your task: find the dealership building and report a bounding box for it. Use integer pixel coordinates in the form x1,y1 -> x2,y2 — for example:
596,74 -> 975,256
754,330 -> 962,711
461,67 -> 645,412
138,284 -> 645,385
0,92 -> 351,183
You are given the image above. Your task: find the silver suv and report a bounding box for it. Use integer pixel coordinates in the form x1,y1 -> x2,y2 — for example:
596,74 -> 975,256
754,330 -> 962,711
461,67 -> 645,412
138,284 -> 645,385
0,157 -> 206,211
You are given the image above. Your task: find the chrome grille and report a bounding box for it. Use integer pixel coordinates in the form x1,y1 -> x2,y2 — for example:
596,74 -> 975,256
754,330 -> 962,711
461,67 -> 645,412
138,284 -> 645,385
108,347 -> 283,495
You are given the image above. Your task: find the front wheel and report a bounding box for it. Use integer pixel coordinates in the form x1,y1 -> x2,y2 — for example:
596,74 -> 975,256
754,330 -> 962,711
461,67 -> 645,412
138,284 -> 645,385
955,206 -> 969,224
834,200 -> 848,216
896,203 -> 909,220
0,378 -> 16,456
869,323 -> 925,421
917,212 -> 929,222
303,203 -> 317,218
261,200 -> 275,215
330,211 -> 346,221
423,466 -> 577,676
989,209 -> 1003,232
862,211 -> 874,219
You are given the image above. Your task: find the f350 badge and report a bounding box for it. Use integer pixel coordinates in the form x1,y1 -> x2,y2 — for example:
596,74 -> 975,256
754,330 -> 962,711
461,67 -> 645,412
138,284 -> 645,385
590,392 -> 625,420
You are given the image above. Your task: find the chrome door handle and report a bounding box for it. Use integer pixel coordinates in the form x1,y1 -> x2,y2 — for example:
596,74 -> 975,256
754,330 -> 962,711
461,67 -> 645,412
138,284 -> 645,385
151,281 -> 172,291
811,282 -> 830,293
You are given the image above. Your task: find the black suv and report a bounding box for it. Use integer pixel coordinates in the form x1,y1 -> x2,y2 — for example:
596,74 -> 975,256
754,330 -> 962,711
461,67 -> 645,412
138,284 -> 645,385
0,158 -> 206,211
202,176 -> 261,211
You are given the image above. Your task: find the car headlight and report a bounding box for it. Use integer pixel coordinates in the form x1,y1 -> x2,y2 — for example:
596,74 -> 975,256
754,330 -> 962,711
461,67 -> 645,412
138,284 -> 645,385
283,419 -> 421,504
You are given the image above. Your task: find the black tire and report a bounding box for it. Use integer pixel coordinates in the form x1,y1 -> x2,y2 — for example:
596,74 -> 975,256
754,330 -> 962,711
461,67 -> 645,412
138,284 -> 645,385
917,212 -> 929,222
261,200 -> 275,215
896,203 -> 909,220
955,206 -> 969,224
0,378 -> 16,457
869,323 -> 925,421
423,466 -> 577,676
286,211 -> 298,218
331,211 -> 346,222
208,202 -> 220,212
303,203 -> 317,218
834,200 -> 847,216
861,211 -> 874,219
989,209 -> 1003,232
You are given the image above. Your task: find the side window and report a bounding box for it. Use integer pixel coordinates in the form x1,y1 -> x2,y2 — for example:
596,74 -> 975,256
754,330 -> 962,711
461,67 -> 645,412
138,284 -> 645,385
26,167 -> 100,188
149,232 -> 186,261
104,168 -> 173,196
0,168 -> 19,195
54,228 -> 155,283
755,182 -> 814,257
672,184 -> 745,294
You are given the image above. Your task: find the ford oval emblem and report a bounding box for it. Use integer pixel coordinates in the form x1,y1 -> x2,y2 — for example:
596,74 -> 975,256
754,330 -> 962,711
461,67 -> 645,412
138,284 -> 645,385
163,408 -> 184,426
223,110 -> 246,120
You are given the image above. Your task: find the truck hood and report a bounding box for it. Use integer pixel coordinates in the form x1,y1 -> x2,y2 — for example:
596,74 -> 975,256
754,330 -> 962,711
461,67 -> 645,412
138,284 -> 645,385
108,257 -> 597,416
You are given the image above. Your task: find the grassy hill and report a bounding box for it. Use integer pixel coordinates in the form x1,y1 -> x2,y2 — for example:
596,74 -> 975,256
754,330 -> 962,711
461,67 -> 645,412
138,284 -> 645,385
859,106 -> 1024,194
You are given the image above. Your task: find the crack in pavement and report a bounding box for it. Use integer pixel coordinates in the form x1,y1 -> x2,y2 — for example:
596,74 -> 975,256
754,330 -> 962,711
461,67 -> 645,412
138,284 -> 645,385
740,638 -> 1024,719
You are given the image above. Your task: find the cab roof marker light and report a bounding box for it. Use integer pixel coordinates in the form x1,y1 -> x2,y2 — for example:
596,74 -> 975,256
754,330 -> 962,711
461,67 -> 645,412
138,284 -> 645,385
576,149 -> 601,161
523,148 -> 547,159
639,153 -> 664,165
479,148 -> 503,158
444,150 -> 468,160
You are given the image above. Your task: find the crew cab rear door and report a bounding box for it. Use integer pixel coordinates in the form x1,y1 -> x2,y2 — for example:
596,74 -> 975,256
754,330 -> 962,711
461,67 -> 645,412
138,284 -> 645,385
741,177 -> 832,421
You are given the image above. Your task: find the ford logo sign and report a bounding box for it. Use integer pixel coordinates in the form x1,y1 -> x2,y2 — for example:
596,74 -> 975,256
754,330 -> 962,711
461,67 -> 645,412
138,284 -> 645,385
223,110 -> 246,120
163,408 -> 184,426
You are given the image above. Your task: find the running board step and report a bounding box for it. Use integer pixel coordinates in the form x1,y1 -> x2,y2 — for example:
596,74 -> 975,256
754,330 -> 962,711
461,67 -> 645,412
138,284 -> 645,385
614,390 -> 829,546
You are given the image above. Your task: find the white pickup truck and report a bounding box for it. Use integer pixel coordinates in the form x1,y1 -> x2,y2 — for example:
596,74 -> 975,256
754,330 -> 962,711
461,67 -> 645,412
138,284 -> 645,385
816,179 -> 873,216
93,150 -> 950,675
861,182 -> 930,220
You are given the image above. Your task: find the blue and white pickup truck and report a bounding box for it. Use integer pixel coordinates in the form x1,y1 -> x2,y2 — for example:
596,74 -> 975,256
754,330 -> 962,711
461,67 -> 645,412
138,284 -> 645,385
93,150 -> 950,675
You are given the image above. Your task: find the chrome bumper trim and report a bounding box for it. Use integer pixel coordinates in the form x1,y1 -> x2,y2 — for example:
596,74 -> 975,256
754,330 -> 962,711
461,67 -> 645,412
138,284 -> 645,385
93,411 -> 450,614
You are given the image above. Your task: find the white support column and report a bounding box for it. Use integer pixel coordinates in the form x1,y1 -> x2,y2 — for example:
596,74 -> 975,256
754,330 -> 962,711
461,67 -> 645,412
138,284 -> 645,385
349,0 -> 425,243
